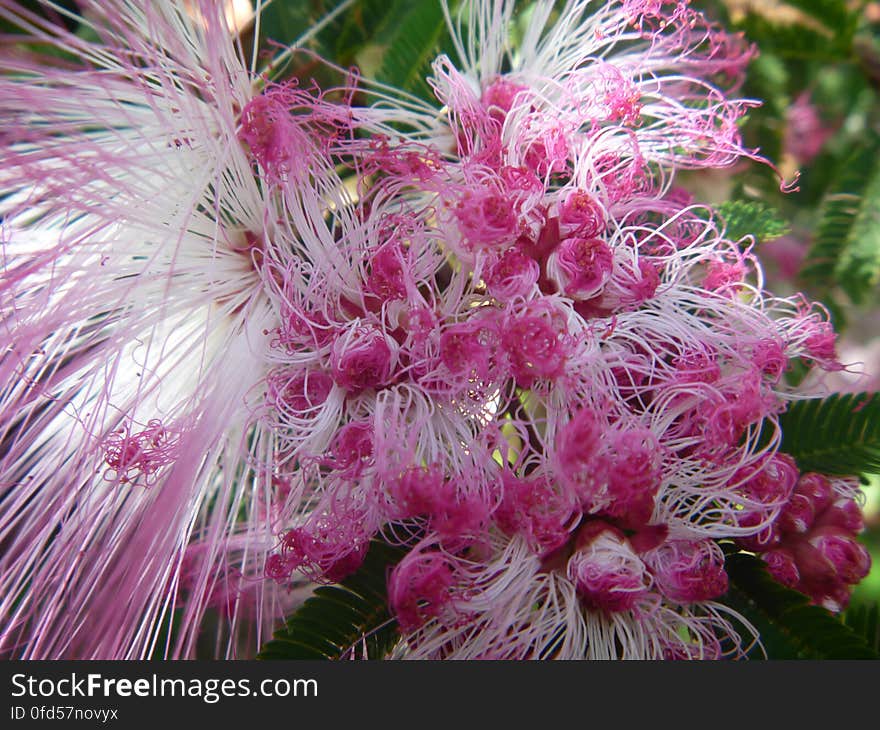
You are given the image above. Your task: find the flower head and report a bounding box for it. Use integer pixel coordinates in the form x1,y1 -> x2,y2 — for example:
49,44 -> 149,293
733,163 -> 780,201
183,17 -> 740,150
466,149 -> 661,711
0,0 -> 870,661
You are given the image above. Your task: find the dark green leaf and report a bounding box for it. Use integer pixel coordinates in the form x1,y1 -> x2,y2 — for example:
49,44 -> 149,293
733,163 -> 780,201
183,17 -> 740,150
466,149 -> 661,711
783,0 -> 856,36
257,540 -> 405,660
375,0 -> 448,101
335,0 -> 411,67
844,602 -> 880,653
256,0 -> 328,53
725,552 -> 878,659
736,12 -> 853,62
255,0 -> 383,77
777,392 -> 880,475
835,160 -> 880,304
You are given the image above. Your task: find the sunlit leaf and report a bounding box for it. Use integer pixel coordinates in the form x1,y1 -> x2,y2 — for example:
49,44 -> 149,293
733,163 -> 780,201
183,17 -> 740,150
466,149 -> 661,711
717,199 -> 790,244
777,392 -> 880,476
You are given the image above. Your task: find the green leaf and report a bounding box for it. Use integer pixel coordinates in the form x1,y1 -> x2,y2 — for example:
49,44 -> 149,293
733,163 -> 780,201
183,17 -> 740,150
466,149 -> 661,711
725,552 -> 878,659
835,157 -> 880,304
739,54 -> 789,169
256,0 -> 330,52
717,200 -> 790,244
736,12 -> 853,62
777,392 -> 880,475
844,602 -> 880,654
782,0 -> 856,40
800,140 -> 880,303
375,0 -> 448,101
335,0 -> 410,67
257,540 -> 405,660
255,0 -> 382,76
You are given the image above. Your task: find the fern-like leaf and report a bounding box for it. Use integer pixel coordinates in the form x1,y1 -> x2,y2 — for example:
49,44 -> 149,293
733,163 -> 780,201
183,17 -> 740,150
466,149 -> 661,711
717,200 -> 790,244
725,552 -> 879,659
257,541 -> 404,660
801,144 -> 880,303
835,158 -> 880,304
375,0 -> 447,101
845,603 -> 880,654
777,392 -> 880,475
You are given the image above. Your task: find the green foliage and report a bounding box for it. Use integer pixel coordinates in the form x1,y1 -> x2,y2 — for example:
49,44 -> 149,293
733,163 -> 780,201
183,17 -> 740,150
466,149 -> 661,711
736,54 -> 789,166
253,0 -> 450,101
725,552 -> 879,659
801,144 -> 880,304
783,0 -> 856,36
0,0 -> 78,35
255,0 -> 332,54
737,14 -> 851,62
333,0 -> 404,58
375,0 -> 449,100
717,200 -> 790,244
734,1 -> 858,63
255,0 -> 397,75
845,602 -> 880,654
835,161 -> 880,304
257,541 -> 404,660
777,392 -> 880,476
730,1 -> 871,203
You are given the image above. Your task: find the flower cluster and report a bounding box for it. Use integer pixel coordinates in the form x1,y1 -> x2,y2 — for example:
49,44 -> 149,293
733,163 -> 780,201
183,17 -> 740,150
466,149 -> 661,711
744,471 -> 871,612
0,0 -> 870,659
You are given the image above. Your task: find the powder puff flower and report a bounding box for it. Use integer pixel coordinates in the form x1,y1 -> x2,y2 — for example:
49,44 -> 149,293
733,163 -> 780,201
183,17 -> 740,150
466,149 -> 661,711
0,0 -> 352,658
1,0 -> 871,662
260,0 -> 866,659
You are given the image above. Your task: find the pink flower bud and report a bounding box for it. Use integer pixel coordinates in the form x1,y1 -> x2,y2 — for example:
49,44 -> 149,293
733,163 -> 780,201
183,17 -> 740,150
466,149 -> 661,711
389,549 -> 460,631
647,539 -> 729,603
546,236 -> 614,299
778,493 -> 815,535
558,190 -> 605,238
367,242 -> 408,300
814,498 -> 865,534
503,304 -> 569,386
555,408 -> 607,499
485,247 -> 540,299
324,421 -> 374,478
807,529 -> 871,585
795,473 -> 833,515
331,324 -> 396,393
481,78 -> 528,123
266,368 -> 333,413
763,549 -> 800,589
567,526 -> 652,612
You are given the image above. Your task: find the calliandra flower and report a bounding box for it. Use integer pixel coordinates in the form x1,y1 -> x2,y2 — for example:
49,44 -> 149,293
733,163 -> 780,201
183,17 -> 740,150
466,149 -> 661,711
0,0 -> 871,663
260,0 -> 867,660
0,0 -> 355,658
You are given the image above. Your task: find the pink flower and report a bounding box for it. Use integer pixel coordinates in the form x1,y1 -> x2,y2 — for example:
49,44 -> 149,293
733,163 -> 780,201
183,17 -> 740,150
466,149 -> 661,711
567,523 -> 654,613
0,0 -> 868,663
0,0 -> 342,658
783,93 -> 834,164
